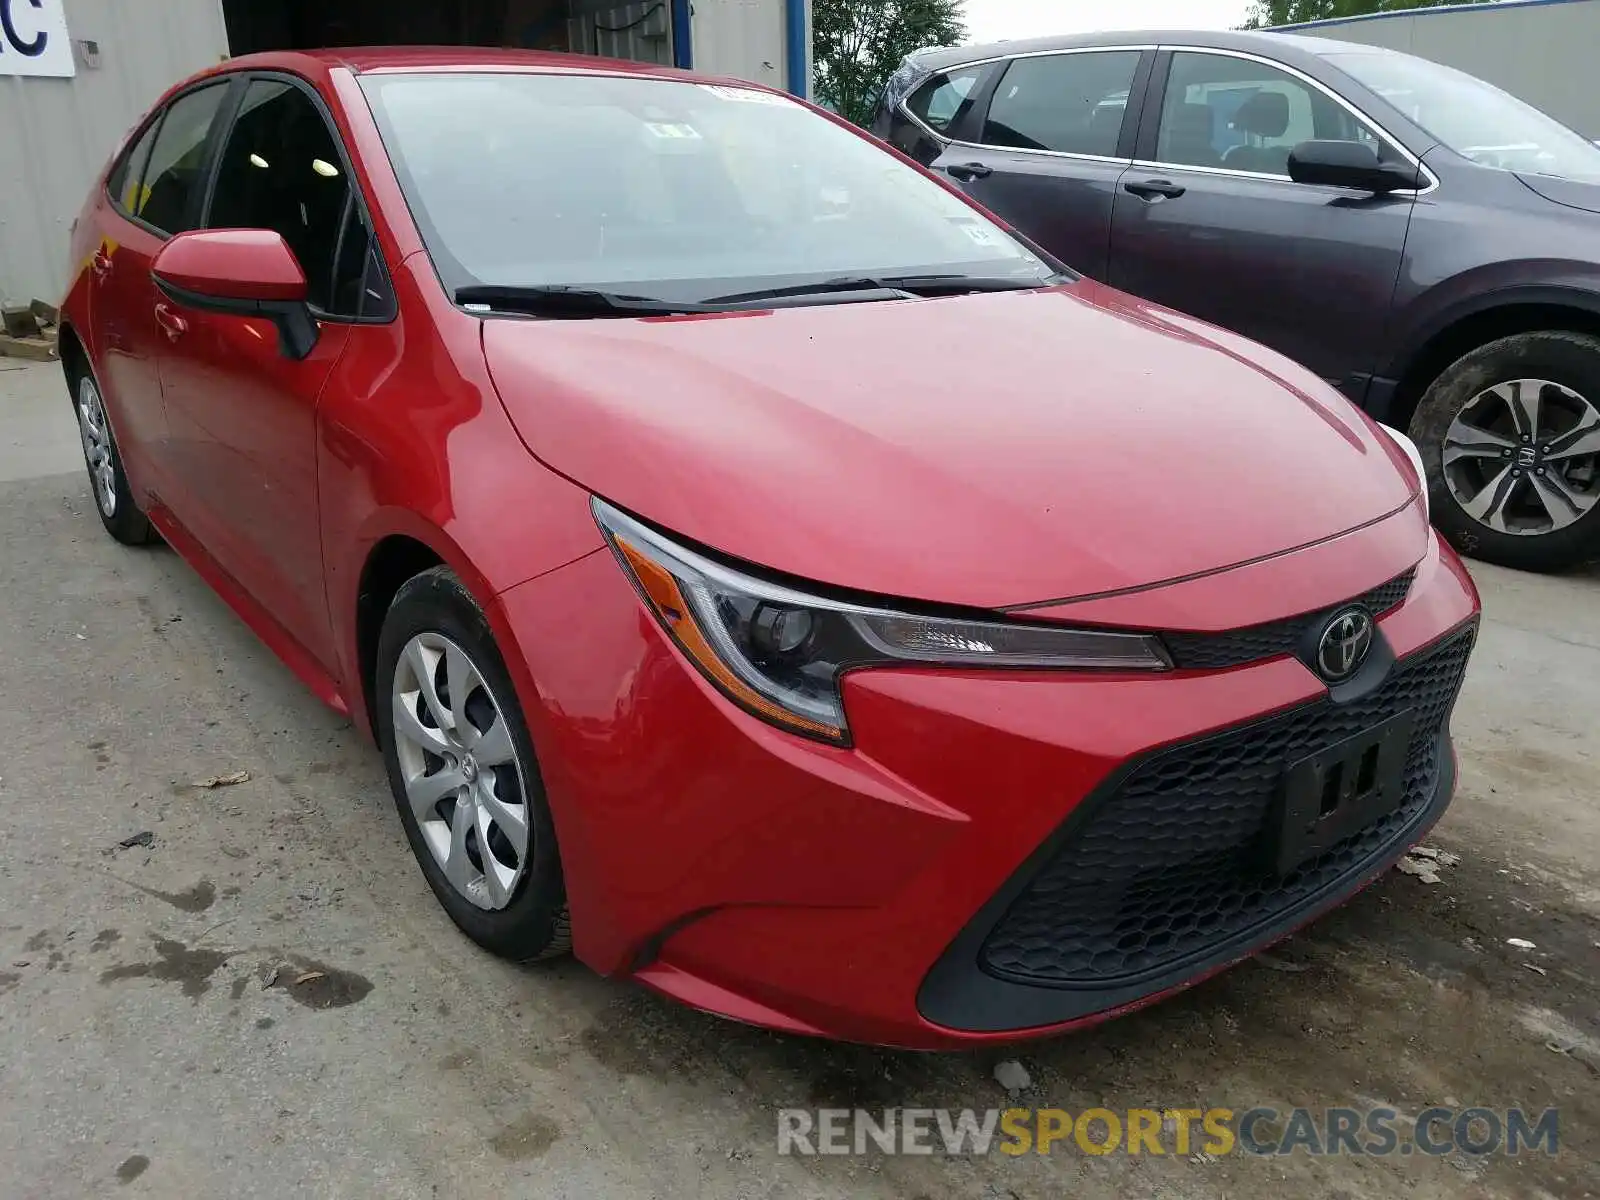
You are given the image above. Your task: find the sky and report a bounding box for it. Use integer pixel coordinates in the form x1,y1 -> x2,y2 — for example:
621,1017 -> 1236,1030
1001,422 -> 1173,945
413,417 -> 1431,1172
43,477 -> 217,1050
961,0 -> 1255,45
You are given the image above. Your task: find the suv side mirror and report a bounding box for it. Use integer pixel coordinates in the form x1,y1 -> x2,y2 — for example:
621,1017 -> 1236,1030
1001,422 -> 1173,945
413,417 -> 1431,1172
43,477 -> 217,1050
151,229 -> 319,360
1287,140 -> 1425,194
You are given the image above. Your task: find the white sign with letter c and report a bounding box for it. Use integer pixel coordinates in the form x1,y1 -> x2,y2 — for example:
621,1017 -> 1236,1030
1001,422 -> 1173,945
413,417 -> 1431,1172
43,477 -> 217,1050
0,0 -> 75,78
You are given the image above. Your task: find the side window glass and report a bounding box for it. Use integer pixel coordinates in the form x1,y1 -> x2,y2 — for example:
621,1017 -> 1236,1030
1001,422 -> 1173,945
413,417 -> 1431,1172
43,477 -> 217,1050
981,52 -> 1141,157
906,68 -> 984,135
137,84 -> 229,234
330,201 -> 394,320
1157,52 -> 1384,176
107,118 -> 162,216
207,79 -> 352,312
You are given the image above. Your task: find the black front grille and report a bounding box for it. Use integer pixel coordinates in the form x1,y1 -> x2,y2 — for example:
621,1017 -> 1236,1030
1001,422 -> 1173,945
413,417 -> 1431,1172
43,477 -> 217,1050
1164,570 -> 1416,671
979,627 -> 1474,988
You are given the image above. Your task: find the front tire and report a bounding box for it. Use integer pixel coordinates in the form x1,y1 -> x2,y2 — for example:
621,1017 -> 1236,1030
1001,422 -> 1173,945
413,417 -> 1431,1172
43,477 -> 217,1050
70,368 -> 153,546
376,567 -> 570,962
1410,331 -> 1600,572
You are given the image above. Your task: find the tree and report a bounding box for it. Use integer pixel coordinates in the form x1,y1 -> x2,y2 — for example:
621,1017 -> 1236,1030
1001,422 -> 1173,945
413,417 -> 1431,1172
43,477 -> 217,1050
1243,0 -> 1494,28
813,0 -> 966,127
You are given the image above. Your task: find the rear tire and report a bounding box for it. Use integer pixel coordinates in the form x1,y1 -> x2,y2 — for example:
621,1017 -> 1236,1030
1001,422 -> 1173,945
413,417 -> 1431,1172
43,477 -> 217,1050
375,566 -> 570,962
1409,331 -> 1600,572
69,366 -> 153,546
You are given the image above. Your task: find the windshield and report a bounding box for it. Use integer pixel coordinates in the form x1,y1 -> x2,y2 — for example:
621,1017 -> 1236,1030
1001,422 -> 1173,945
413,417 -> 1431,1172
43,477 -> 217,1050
359,72 -> 1056,305
1327,51 -> 1600,182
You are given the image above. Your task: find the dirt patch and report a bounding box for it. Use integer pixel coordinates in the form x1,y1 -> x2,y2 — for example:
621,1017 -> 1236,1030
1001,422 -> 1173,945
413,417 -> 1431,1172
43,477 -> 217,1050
99,938 -> 230,1000
127,879 -> 216,913
488,1112 -> 561,1161
266,957 -> 372,1010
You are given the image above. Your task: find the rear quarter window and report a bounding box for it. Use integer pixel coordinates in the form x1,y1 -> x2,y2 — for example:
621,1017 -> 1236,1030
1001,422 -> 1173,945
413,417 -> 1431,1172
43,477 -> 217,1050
906,68 -> 985,135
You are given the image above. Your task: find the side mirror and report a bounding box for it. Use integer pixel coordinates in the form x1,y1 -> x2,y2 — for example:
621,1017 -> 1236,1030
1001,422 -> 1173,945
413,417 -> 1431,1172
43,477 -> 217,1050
1287,140 -> 1425,194
151,229 -> 318,360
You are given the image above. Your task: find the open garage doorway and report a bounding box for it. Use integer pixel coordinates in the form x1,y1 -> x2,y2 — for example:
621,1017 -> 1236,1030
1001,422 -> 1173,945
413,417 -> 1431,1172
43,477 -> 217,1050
221,0 -> 685,68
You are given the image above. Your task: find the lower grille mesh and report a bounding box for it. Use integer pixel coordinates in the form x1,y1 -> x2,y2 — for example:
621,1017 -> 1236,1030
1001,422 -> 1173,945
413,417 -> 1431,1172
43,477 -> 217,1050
979,628 -> 1474,987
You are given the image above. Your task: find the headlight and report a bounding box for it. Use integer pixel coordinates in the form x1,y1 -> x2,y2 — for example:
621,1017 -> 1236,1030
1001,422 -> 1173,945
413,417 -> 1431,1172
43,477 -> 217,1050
1379,423 -> 1429,522
594,498 -> 1171,744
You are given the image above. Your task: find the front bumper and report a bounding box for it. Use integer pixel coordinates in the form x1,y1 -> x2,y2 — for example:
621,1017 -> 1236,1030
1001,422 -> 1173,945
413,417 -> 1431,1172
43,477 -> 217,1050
494,527 -> 1480,1049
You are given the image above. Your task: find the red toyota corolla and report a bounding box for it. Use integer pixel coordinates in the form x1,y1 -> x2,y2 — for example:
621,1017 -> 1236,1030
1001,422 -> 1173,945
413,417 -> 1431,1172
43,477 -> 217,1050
60,48 -> 1479,1048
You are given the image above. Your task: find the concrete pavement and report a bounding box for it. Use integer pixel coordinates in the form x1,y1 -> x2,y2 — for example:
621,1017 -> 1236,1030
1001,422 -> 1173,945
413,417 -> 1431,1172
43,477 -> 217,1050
1,360 -> 1596,1199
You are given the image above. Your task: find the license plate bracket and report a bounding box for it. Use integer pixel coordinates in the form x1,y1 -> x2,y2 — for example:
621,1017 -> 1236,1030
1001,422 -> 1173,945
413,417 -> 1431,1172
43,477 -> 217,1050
1273,710 -> 1416,876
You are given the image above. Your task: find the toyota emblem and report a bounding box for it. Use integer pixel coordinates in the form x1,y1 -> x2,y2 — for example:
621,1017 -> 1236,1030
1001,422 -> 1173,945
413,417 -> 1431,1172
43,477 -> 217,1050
1316,608 -> 1374,682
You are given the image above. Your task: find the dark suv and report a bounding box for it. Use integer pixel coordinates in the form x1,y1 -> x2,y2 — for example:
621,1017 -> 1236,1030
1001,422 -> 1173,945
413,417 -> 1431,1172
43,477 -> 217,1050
877,30 -> 1600,571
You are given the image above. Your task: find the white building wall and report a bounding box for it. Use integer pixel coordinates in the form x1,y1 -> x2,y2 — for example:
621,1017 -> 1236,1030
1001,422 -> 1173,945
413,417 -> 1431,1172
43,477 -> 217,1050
692,0 -> 789,93
1,0 -> 229,305
1290,0 -> 1600,138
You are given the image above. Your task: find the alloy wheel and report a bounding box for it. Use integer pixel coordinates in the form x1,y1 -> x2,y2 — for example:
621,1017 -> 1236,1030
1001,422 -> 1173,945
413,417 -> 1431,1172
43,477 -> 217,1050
391,632 -> 531,911
75,376 -> 118,518
1442,378 -> 1600,536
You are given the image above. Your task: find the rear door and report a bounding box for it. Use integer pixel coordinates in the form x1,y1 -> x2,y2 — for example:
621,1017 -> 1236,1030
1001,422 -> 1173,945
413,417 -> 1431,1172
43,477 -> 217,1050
926,48 -> 1152,280
1108,48 -> 1420,389
90,80 -> 233,503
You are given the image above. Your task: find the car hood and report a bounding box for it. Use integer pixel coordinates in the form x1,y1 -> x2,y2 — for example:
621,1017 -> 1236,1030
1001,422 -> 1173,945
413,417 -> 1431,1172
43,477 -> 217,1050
1516,171 -> 1600,215
482,284 -> 1418,609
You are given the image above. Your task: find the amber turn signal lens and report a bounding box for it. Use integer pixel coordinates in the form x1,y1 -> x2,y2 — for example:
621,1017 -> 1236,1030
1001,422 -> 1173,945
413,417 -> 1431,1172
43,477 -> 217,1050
612,535 -> 847,742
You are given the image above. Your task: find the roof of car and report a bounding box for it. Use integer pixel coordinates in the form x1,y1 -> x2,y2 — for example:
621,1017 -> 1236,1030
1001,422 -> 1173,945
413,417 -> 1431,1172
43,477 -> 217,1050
906,28 -> 1395,73
212,45 -> 709,82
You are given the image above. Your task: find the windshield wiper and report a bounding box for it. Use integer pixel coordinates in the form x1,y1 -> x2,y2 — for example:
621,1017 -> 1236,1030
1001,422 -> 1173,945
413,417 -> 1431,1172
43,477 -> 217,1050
700,274 -> 1053,306
455,284 -> 716,318
880,272 -> 1062,294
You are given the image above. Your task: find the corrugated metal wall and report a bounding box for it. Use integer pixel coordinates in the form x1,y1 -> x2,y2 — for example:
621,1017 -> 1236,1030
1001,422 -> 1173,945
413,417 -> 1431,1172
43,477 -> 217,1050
692,0 -> 788,93
0,0 -> 229,305
567,0 -> 672,65
1291,0 -> 1600,137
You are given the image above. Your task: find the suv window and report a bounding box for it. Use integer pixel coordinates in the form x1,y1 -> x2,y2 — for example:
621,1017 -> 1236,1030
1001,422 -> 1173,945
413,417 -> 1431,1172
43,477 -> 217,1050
207,79 -> 355,313
1156,52 -> 1383,176
906,67 -> 984,135
137,83 -> 230,234
981,51 -> 1141,157
107,118 -> 162,215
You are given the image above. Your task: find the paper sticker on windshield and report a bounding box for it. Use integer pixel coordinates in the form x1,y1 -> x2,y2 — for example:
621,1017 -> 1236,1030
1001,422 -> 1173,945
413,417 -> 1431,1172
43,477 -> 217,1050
700,84 -> 795,106
646,122 -> 703,140
954,220 -> 999,247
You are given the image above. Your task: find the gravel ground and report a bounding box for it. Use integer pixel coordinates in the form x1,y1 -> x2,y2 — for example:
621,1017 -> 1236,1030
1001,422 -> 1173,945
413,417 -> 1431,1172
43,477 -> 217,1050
2,359 -> 1596,1199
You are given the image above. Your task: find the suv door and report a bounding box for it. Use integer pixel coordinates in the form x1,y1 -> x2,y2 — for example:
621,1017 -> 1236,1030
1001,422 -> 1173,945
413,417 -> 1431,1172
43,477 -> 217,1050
91,80 -> 232,503
926,49 -> 1151,280
156,74 -> 388,672
1109,48 -> 1422,392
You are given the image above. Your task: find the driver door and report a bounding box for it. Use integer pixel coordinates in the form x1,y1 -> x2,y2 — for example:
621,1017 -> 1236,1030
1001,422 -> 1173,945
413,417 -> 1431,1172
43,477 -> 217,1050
1109,49 -> 1420,391
155,76 -> 374,673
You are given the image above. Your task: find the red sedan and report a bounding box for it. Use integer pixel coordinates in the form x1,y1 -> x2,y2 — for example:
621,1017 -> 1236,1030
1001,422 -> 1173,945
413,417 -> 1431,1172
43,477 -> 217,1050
60,48 -> 1479,1048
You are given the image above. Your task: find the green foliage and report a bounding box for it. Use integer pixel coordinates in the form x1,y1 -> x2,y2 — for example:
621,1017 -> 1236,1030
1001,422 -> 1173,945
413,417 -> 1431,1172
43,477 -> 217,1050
813,0 -> 966,126
1243,0 -> 1495,28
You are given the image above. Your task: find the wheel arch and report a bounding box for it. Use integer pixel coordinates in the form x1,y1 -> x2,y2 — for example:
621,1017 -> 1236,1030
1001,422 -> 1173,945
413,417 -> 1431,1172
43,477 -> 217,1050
354,533 -> 448,738
1385,287 -> 1600,430
57,322 -> 89,387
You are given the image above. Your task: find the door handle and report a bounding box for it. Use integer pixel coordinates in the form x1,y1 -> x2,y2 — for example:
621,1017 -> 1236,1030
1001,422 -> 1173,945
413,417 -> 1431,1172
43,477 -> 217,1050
946,162 -> 994,182
1124,178 -> 1187,201
154,302 -> 189,342
91,249 -> 114,280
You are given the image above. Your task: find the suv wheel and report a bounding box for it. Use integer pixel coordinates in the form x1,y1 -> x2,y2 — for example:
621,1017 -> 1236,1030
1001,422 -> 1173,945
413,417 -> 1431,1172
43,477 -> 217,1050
1410,331 -> 1600,571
